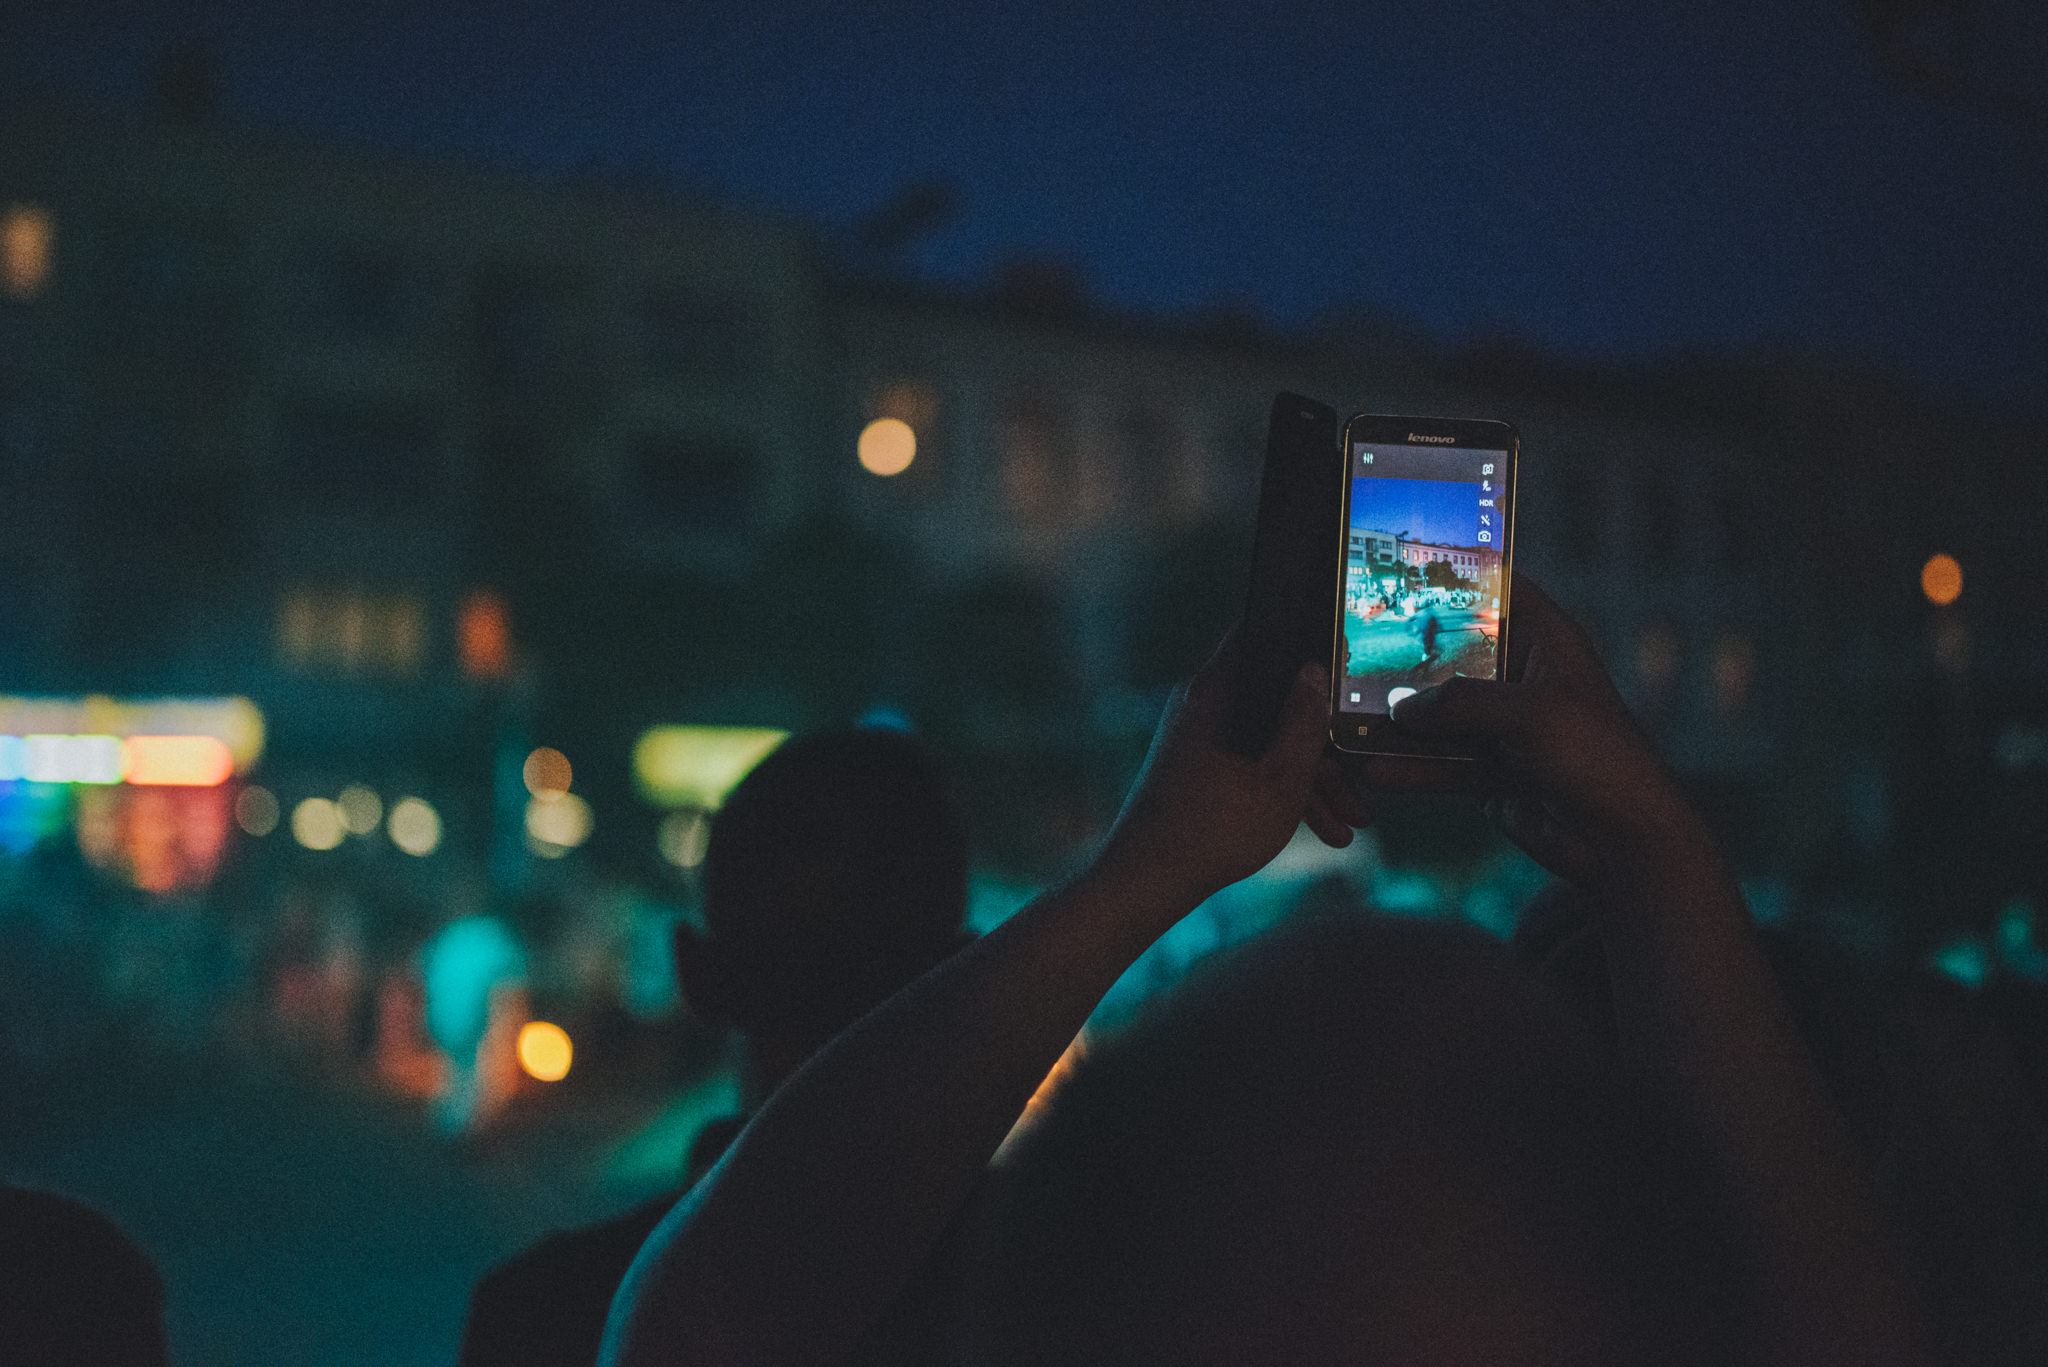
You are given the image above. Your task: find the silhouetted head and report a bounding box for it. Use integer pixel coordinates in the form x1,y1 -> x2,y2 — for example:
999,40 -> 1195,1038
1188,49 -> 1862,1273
674,729 -> 968,1066
962,914 -> 1737,1366
0,1185 -> 167,1367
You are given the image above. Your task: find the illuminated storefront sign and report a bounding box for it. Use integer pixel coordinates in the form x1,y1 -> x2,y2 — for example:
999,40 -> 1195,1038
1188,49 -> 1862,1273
0,733 -> 237,785
0,696 -> 264,781
0,697 -> 265,892
631,725 -> 787,809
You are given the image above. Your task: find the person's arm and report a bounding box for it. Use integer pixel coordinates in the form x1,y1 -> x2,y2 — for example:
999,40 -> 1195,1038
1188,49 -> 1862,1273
600,648 -> 1351,1367
1380,576 -> 1929,1367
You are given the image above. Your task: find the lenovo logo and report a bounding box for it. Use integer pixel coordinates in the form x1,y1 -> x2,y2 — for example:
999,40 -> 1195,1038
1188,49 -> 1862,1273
1407,433 -> 1456,444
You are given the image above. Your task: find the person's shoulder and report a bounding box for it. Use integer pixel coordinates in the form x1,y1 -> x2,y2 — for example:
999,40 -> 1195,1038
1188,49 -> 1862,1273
461,1196 -> 678,1367
477,1195 -> 676,1303
0,1184 -> 160,1290
0,1185 -> 167,1367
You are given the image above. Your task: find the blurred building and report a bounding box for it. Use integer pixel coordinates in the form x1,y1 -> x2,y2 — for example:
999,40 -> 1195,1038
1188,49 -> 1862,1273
3,87 -> 2043,952
824,277 -> 1826,868
0,92 -> 823,875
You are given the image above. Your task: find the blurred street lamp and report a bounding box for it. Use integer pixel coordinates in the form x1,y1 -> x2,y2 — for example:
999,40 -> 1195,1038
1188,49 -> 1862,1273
525,791 -> 592,857
292,797 -> 345,850
338,784 -> 383,836
858,417 -> 917,476
1921,552 -> 1964,606
459,591 -> 513,680
516,1020 -> 573,1081
235,785 -> 280,836
522,746 -> 572,798
1,204 -> 52,299
388,797 -> 442,856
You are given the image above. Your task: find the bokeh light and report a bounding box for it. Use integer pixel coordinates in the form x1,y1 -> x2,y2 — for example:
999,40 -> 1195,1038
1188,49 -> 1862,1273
423,916 -> 526,1056
387,797 -> 442,856
0,696 -> 265,775
525,791 -> 592,856
1921,553 -> 1963,606
0,781 -> 70,854
291,797 -> 345,851
458,590 -> 512,679
657,808 -> 711,869
337,784 -> 383,836
857,417 -> 916,477
20,734 -> 125,784
632,726 -> 787,809
1,203 -> 52,300
73,783 -> 233,896
123,735 -> 234,786
516,1020 -> 573,1082
522,746 -> 572,798
235,785 -> 280,837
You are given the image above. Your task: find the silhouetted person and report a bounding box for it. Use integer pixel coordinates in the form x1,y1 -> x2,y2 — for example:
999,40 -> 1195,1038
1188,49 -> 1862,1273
1515,883 -> 2048,1364
602,577 -> 1929,1367
459,729 -> 968,1367
968,915 -> 1741,1365
0,1183 -> 168,1367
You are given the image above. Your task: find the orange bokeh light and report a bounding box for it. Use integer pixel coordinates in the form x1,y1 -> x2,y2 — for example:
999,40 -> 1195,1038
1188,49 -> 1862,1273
122,734 -> 234,786
74,783 -> 232,895
516,1020 -> 573,1082
2,203 -> 52,300
459,591 -> 512,679
523,746 -> 573,798
858,418 -> 917,477
1920,554 -> 1963,607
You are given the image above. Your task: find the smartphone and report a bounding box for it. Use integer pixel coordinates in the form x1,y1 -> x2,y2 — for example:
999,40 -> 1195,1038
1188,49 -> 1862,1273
1224,393 -> 1343,756
1328,414 -> 1518,760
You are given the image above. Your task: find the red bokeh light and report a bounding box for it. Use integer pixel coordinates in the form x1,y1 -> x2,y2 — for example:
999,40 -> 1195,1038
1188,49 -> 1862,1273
459,591 -> 512,680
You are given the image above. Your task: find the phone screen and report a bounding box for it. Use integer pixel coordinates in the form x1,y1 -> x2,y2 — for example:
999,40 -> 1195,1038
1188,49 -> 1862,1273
1334,437 -> 1511,717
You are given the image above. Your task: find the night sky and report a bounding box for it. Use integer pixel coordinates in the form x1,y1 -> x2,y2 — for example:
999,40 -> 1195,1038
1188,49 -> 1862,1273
1351,475 -> 1482,551
8,0 -> 2045,403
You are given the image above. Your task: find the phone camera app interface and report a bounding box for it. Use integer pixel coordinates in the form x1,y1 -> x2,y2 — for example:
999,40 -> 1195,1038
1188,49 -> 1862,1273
1338,442 -> 1507,715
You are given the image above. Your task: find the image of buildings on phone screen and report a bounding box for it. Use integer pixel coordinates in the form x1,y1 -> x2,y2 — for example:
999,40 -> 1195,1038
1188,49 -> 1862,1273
1340,474 -> 1502,711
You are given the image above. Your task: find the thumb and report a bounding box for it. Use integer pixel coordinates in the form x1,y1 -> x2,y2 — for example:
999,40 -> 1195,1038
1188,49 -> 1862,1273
1262,663 -> 1330,791
1390,676 -> 1531,738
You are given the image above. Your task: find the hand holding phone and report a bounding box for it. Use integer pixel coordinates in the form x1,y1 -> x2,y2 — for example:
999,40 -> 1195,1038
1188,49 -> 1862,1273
1106,637 -> 1343,906
1225,394 -> 1342,757
1355,575 -> 1697,888
1329,415 -> 1518,762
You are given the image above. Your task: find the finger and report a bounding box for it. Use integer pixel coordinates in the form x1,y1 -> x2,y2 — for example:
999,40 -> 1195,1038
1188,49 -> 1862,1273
1261,662 -> 1331,794
1304,792 -> 1355,848
1314,754 -> 1374,828
1390,675 -> 1532,739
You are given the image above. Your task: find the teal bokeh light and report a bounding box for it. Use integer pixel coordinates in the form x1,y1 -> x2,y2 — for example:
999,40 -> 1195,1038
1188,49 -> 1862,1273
421,915 -> 526,1056
0,781 -> 71,855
